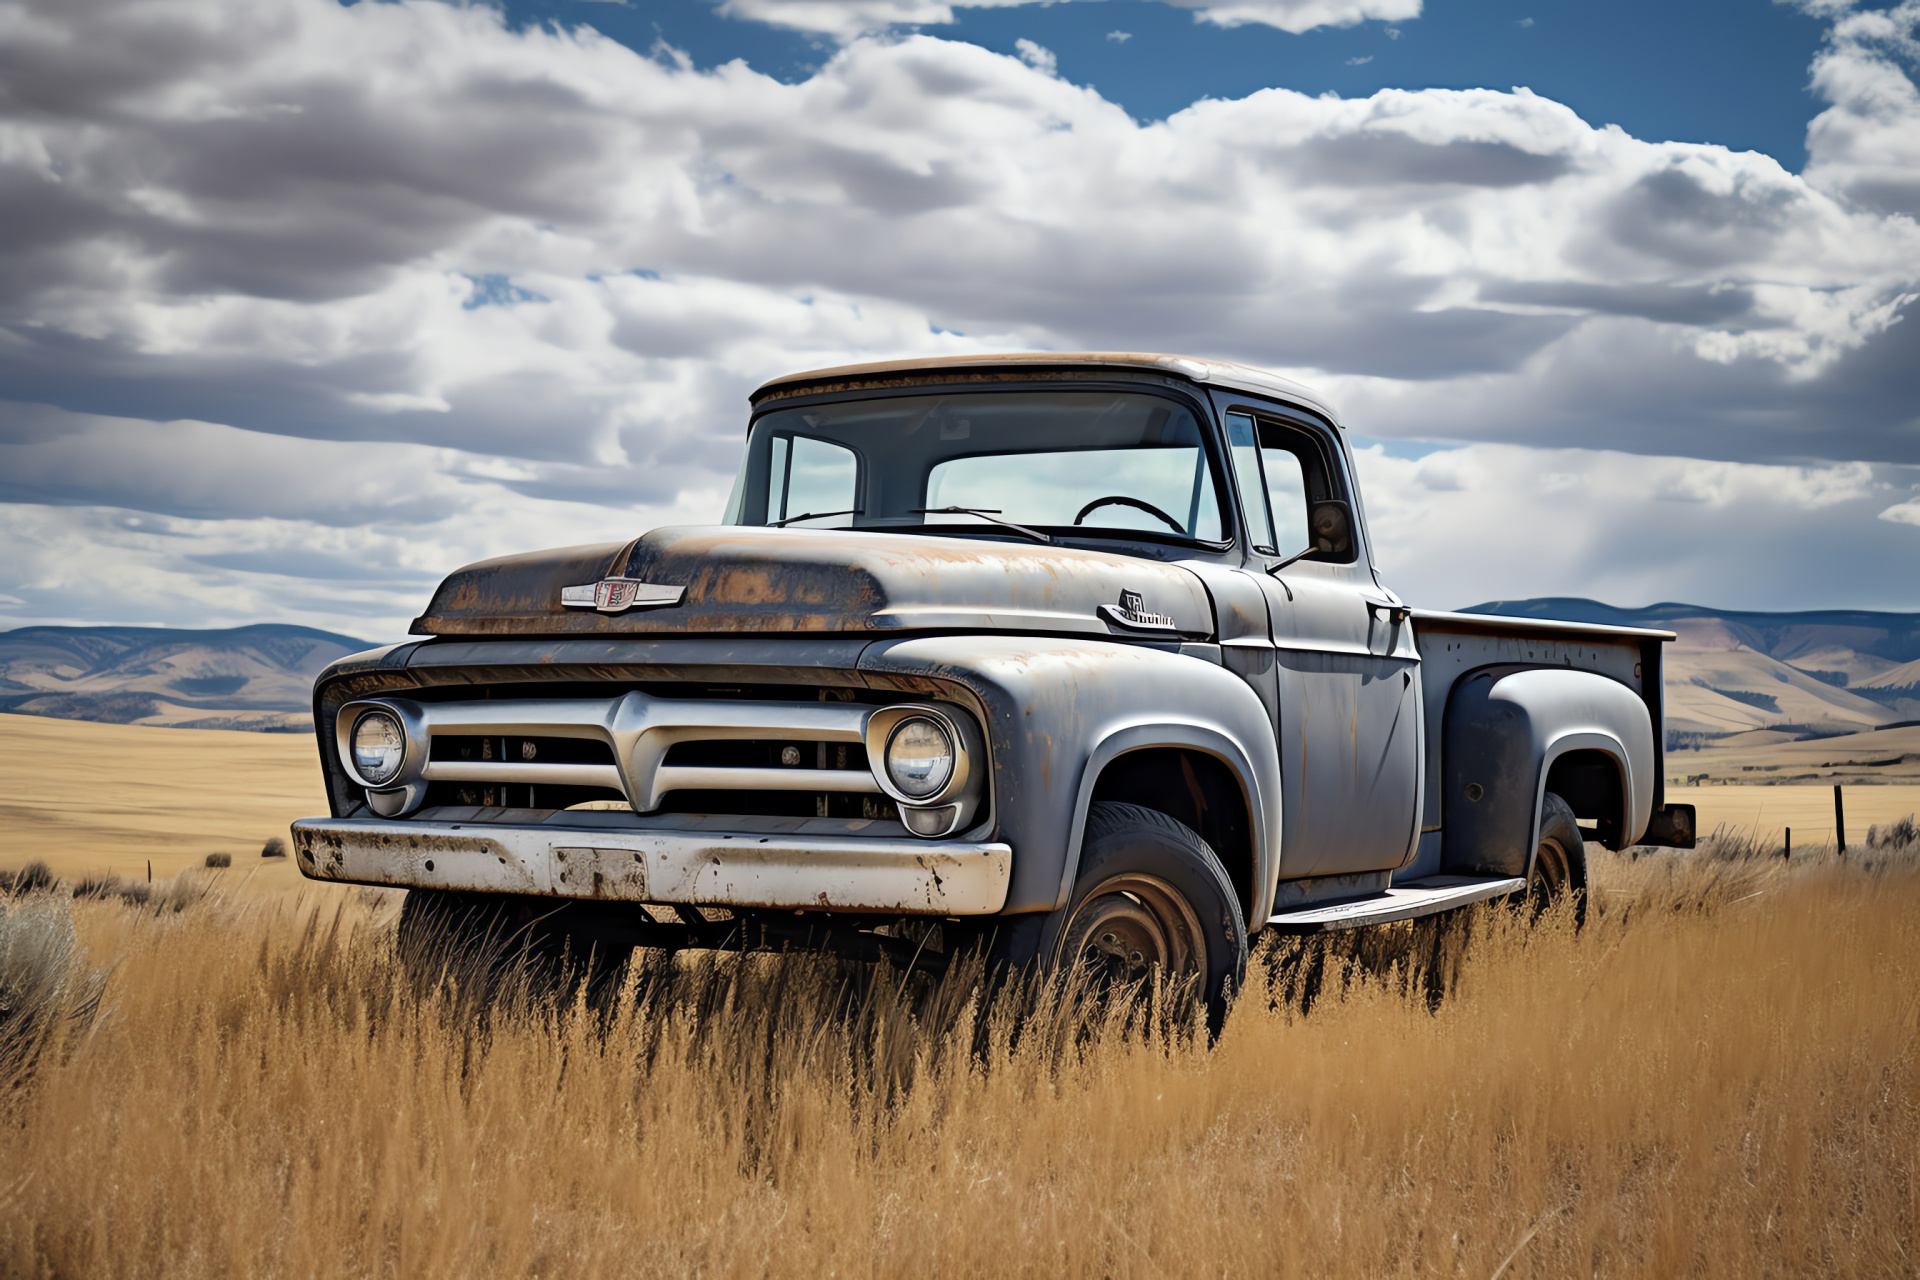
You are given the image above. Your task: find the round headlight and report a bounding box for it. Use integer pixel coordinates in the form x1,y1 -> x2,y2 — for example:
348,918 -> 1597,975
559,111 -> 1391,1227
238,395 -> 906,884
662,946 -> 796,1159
885,716 -> 954,799
351,710 -> 407,787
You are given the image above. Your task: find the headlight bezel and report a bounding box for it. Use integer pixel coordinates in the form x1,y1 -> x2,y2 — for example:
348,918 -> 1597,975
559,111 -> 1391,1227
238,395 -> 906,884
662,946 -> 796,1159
333,698 -> 428,798
862,703 -> 984,836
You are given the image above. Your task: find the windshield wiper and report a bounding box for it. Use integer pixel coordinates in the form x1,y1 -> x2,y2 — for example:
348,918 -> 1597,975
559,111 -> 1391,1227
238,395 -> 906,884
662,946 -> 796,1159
770,508 -> 862,527
910,507 -> 1052,544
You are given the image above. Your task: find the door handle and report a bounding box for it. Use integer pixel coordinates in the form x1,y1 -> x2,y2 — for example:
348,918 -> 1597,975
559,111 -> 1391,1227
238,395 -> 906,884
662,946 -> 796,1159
1364,599 -> 1411,625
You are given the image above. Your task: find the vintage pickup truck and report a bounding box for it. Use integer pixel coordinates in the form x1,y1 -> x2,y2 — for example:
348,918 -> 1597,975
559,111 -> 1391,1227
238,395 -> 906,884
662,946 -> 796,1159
293,353 -> 1695,1020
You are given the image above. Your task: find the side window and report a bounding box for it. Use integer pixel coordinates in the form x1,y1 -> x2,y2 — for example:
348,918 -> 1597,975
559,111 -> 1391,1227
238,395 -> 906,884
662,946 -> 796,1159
1224,408 -> 1351,560
1224,413 -> 1273,550
1259,446 -> 1309,555
769,435 -> 859,526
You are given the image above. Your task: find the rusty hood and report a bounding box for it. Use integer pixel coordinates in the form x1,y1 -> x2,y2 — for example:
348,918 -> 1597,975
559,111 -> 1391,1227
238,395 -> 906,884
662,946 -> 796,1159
409,526 -> 1217,640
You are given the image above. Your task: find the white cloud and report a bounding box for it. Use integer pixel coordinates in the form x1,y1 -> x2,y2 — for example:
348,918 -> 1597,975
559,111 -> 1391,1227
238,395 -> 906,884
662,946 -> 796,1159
1803,0 -> 1920,215
1354,443 -> 1920,610
1106,30 -> 1133,42
1015,38 -> 1056,75
0,0 -> 1914,631
1160,0 -> 1421,33
717,0 -> 1419,39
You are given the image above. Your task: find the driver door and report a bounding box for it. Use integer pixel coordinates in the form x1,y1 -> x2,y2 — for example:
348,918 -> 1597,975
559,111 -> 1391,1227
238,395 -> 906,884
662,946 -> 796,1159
1215,400 -> 1421,879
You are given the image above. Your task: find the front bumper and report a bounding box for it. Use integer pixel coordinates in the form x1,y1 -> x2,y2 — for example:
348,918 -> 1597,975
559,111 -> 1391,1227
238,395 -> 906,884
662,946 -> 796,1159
291,816 -> 1013,915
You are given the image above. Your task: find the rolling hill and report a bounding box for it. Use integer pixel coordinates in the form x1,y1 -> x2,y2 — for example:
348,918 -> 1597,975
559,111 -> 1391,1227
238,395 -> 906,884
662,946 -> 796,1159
6,601 -> 1918,741
1459,599 -> 1920,741
0,624 -> 375,731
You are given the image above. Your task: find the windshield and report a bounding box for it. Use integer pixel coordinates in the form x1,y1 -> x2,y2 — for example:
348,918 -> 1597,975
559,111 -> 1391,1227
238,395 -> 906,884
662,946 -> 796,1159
725,390 -> 1228,544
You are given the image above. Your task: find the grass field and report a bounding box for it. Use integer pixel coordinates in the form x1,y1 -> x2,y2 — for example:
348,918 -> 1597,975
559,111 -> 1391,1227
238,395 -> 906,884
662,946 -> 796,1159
0,713 -> 323,890
3,714 -> 1919,1276
2,835 -> 1916,1277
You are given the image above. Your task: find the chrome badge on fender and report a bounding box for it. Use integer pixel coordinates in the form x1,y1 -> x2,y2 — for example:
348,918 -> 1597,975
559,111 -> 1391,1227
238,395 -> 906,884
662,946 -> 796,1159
1100,588 -> 1178,631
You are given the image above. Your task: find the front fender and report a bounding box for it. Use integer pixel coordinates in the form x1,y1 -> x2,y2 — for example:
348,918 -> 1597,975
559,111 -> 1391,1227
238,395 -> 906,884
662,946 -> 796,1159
859,637 -> 1283,920
1442,666 -> 1654,877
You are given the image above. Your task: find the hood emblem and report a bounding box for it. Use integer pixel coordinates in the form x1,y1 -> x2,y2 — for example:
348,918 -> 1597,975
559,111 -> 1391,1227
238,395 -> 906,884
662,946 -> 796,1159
1100,589 -> 1177,632
561,579 -> 687,614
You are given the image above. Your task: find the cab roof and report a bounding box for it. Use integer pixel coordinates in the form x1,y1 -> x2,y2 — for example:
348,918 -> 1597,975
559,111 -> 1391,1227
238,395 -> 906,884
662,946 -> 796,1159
750,352 -> 1340,425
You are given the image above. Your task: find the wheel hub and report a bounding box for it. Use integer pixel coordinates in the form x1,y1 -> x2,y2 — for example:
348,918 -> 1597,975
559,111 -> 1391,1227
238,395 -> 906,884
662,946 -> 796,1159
1057,873 -> 1207,987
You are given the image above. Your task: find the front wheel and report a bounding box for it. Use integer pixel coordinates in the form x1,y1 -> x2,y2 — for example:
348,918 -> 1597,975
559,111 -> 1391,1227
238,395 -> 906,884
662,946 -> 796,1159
1039,802 -> 1248,1033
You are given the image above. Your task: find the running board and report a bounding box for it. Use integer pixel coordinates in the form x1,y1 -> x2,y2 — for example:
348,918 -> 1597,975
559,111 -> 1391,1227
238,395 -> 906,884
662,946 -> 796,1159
1265,875 -> 1526,934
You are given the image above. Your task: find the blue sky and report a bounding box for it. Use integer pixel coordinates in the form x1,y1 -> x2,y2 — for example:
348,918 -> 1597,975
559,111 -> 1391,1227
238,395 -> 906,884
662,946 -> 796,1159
0,0 -> 1916,637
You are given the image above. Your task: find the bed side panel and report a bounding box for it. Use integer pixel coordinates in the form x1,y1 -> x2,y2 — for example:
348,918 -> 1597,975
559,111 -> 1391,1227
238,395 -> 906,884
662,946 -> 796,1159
1406,617 -> 1653,878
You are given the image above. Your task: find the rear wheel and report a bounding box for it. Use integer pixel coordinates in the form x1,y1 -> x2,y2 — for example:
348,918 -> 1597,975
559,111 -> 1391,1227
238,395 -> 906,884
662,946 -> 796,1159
1031,802 -> 1248,1033
1527,792 -> 1589,926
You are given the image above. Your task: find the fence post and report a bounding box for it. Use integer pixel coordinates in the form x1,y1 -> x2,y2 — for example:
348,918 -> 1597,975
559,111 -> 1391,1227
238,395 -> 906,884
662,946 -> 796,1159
1784,827 -> 1791,861
1835,784 -> 1847,855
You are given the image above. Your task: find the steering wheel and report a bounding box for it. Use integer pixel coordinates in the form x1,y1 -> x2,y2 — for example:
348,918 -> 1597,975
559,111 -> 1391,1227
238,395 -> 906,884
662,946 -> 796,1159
1073,495 -> 1185,532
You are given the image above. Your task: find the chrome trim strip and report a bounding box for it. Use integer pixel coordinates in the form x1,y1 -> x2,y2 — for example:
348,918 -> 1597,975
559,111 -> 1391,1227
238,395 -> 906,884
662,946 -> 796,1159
291,817 -> 1012,915
654,766 -> 882,794
419,761 -> 625,789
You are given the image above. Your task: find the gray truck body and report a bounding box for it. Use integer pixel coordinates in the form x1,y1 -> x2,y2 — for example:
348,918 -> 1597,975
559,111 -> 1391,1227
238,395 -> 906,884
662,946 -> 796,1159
292,353 -> 1691,939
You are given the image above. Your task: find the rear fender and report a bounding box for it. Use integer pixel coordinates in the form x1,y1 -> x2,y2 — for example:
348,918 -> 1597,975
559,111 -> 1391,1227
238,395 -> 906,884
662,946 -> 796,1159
858,636 -> 1283,922
1442,666 -> 1653,877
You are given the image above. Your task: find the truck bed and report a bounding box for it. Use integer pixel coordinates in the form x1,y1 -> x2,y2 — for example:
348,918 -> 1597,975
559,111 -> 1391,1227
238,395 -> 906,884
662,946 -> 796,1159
1402,608 -> 1677,879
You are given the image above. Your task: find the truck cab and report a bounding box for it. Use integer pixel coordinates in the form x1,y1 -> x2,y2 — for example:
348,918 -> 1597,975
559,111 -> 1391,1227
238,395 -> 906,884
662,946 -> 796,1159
293,353 -> 1693,1023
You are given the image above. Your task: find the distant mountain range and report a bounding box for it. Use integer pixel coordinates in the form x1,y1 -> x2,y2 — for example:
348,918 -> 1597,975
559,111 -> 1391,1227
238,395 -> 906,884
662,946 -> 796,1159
1461,599 -> 1920,743
0,625 -> 375,731
5,602 -> 1919,740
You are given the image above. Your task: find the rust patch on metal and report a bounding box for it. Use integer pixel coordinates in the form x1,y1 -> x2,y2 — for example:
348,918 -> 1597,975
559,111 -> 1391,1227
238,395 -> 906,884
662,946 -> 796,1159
551,846 -> 649,901
408,525 -> 1213,641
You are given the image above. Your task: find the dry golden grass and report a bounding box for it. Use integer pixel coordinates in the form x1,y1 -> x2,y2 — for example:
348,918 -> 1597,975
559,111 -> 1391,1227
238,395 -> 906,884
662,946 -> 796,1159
1675,783 -> 1920,851
0,711 -> 322,890
2,831 -> 1916,1278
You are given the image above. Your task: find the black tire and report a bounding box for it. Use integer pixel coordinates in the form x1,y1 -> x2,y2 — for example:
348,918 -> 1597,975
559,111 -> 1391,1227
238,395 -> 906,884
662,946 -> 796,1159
1528,792 -> 1589,926
1029,802 -> 1248,1033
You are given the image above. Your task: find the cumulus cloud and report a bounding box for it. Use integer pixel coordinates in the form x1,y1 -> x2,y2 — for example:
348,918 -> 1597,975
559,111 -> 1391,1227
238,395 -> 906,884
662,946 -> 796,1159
0,475 -> 732,638
4,3 -> 1915,454
1356,444 -> 1920,611
1154,0 -> 1420,33
718,0 -> 1417,39
1803,0 -> 1920,215
0,0 -> 1915,632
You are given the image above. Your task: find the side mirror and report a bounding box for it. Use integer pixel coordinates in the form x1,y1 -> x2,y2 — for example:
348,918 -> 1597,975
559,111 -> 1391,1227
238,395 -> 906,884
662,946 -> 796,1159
1265,500 -> 1355,577
1309,500 -> 1352,558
